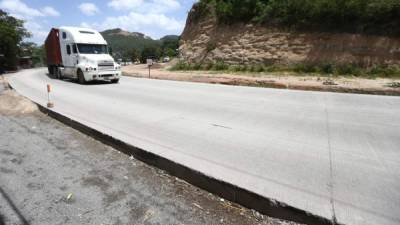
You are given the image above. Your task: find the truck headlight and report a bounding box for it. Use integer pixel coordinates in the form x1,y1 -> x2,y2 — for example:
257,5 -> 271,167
85,67 -> 94,71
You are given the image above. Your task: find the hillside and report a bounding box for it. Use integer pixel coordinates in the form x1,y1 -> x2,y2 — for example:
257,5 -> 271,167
179,1 -> 400,71
197,0 -> 400,36
101,28 -> 179,61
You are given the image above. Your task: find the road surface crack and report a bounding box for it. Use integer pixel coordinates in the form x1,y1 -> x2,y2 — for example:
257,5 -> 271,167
211,124 -> 232,129
324,96 -> 338,225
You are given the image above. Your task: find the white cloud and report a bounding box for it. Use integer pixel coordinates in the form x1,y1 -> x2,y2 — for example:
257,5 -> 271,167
24,21 -> 48,43
83,11 -> 184,39
100,0 -> 184,38
108,0 -> 180,13
108,0 -> 143,11
0,0 -> 43,18
0,0 -> 60,43
152,0 -> 180,11
80,22 -> 92,28
105,12 -> 183,31
0,0 -> 59,19
78,3 -> 100,16
41,6 -> 60,17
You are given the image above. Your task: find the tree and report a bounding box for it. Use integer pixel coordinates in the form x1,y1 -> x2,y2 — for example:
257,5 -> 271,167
160,35 -> 179,57
130,48 -> 140,63
121,50 -> 131,62
0,10 -> 31,70
32,44 -> 46,66
164,48 -> 176,58
140,46 -> 161,63
18,42 -> 45,67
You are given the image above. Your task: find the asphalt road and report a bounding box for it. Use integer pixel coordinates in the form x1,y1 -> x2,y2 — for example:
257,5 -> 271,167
8,68 -> 400,225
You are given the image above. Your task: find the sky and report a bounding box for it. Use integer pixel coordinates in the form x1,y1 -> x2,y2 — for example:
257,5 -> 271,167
0,0 -> 197,44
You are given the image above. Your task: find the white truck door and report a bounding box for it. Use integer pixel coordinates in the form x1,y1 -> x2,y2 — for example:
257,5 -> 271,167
63,44 -> 75,76
71,44 -> 78,69
59,31 -> 75,77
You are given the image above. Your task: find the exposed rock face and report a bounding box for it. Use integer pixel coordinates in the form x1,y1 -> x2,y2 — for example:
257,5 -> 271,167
179,4 -> 400,66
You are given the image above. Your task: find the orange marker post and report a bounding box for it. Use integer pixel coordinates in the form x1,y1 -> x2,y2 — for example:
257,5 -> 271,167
46,84 -> 54,108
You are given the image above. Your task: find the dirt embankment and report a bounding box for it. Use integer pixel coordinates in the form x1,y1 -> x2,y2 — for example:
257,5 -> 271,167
122,64 -> 400,96
179,3 -> 400,67
0,76 -> 38,115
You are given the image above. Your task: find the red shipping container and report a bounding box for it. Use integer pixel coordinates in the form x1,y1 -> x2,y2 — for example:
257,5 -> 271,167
45,28 -> 62,66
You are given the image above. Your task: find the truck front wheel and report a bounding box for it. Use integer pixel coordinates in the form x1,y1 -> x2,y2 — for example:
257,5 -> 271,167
48,66 -> 53,76
77,69 -> 86,84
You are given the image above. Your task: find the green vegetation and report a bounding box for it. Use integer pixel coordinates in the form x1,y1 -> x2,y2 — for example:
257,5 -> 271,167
170,61 -> 400,78
160,35 -> 180,57
101,29 -> 179,62
140,46 -> 161,63
198,0 -> 400,36
0,10 -> 31,70
19,42 -> 47,67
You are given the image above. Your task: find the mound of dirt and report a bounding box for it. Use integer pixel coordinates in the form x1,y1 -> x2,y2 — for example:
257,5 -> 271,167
0,79 -> 38,116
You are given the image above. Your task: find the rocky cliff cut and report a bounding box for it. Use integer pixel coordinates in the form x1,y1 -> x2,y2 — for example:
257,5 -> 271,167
179,4 -> 400,67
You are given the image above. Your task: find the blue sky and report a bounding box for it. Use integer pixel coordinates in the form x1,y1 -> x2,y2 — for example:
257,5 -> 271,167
0,0 -> 197,44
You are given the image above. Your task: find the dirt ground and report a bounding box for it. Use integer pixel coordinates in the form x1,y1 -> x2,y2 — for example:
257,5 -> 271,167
122,63 -> 400,96
0,75 -> 300,225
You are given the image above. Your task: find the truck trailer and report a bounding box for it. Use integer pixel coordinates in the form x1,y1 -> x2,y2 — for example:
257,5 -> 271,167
45,27 -> 121,84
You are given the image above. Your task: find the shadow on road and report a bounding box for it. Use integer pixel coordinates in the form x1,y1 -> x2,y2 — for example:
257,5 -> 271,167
45,72 -> 115,85
0,187 -> 30,225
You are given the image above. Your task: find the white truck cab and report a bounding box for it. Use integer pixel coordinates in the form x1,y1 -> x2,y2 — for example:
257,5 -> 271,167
46,26 -> 121,84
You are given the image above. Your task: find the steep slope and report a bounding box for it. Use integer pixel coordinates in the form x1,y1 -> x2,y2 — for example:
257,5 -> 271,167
179,2 -> 400,67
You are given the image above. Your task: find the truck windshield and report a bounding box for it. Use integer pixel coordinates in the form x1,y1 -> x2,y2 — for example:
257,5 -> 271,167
77,44 -> 108,54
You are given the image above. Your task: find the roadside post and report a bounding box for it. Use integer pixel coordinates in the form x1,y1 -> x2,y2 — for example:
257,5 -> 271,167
147,59 -> 153,79
46,84 -> 54,108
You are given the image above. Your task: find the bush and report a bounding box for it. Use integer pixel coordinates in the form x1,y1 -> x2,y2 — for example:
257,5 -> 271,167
368,65 -> 400,78
240,64 -> 248,72
199,0 -> 400,36
170,60 -> 400,78
336,64 -> 362,76
229,65 -> 241,72
192,63 -> 202,70
255,64 -> 265,72
213,60 -> 229,70
171,61 -> 191,70
293,63 -> 317,73
203,63 -> 214,70
318,63 -> 335,74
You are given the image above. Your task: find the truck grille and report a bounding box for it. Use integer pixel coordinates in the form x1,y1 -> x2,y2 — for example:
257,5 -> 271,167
98,62 -> 114,71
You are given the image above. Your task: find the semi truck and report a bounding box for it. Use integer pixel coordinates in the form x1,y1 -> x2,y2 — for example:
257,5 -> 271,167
45,26 -> 121,84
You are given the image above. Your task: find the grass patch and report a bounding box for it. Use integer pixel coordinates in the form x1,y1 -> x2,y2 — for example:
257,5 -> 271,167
170,61 -> 400,79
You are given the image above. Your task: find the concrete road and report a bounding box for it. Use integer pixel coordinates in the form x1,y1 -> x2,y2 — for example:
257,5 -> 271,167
8,68 -> 400,225
0,85 -> 291,225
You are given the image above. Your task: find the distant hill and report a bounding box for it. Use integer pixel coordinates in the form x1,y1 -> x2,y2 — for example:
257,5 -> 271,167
101,28 -> 179,60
